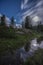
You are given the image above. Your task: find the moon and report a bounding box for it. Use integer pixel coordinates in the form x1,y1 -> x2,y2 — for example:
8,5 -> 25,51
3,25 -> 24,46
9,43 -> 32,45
32,16 -> 40,22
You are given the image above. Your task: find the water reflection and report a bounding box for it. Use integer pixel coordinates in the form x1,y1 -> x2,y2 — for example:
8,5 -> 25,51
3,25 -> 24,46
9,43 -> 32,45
39,41 -> 43,49
17,38 -> 43,62
0,37 -> 43,65
31,38 -> 39,51
16,38 -> 38,62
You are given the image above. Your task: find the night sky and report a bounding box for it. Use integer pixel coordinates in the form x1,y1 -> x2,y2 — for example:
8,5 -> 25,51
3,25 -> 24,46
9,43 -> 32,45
0,0 -> 43,24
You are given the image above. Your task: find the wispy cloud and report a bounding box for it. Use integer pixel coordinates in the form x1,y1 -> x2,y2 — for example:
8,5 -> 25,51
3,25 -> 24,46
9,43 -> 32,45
17,0 -> 43,25
20,0 -> 43,25
21,0 -> 28,10
35,0 -> 43,7
20,0 -> 39,18
23,0 -> 42,17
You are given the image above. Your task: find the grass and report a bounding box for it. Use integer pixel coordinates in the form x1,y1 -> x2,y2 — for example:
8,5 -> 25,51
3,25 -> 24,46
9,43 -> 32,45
24,49 -> 43,65
0,29 -> 42,55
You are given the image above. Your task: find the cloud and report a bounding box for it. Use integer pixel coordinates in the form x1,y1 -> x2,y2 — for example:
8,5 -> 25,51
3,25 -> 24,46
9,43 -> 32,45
19,0 -> 43,26
35,0 -> 43,7
22,8 -> 35,17
24,0 -> 28,5
21,0 -> 28,10
21,0 -> 39,10
21,6 -> 36,20
21,1 -> 24,10
17,1 -> 31,18
16,24 -> 22,28
36,0 -> 43,23
21,0 -> 39,18
22,0 -> 43,25
0,14 -> 2,17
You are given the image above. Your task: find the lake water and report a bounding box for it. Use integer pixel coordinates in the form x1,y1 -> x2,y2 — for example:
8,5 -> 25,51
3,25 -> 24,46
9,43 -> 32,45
0,38 -> 43,65
17,38 -> 43,62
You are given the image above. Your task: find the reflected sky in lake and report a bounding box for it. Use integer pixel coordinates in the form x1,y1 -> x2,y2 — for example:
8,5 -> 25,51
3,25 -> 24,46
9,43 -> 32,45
17,38 -> 43,62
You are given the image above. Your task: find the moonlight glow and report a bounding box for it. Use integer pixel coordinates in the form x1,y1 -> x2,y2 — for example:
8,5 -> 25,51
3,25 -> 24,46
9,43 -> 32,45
33,43 -> 37,47
32,16 -> 40,22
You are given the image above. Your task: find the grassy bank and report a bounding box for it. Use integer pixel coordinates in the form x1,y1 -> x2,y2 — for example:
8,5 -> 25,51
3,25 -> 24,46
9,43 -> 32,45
0,29 -> 42,55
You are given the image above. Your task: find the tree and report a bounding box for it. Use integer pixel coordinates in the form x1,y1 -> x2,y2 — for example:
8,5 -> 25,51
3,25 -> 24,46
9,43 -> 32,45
37,36 -> 43,44
37,21 -> 43,32
22,21 -> 25,29
24,41 -> 30,52
25,16 -> 31,29
1,15 -> 6,26
0,15 -> 8,38
10,16 -> 15,28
